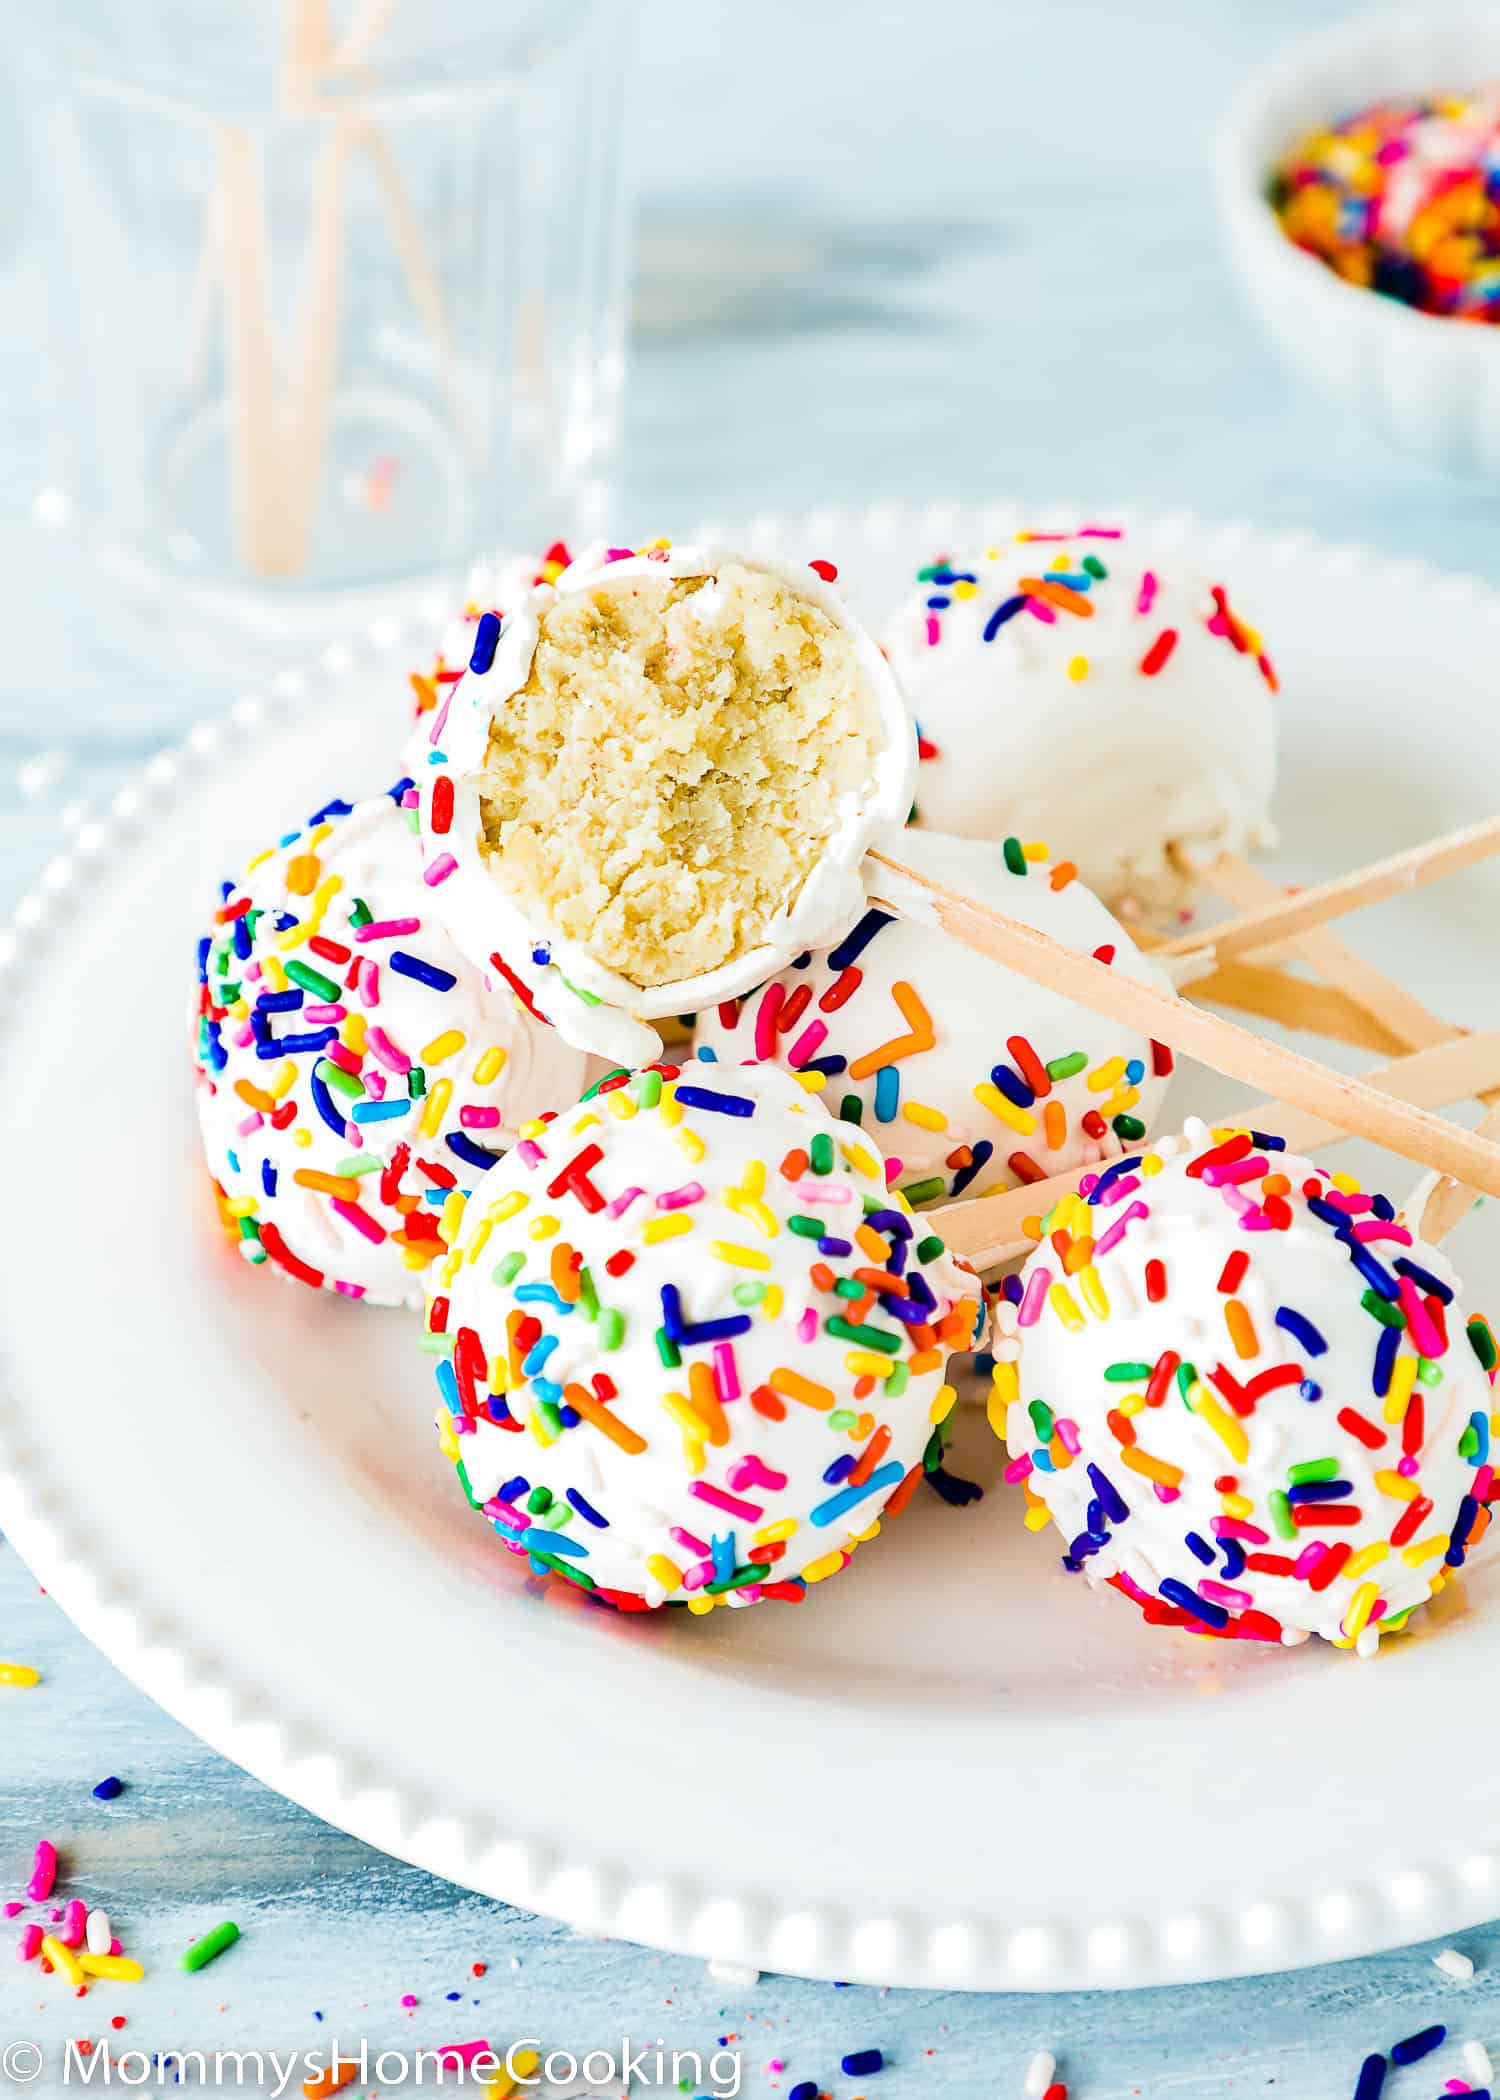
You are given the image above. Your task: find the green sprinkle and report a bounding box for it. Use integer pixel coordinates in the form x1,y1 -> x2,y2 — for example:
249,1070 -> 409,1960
809,1132 -> 835,1176
915,562 -> 943,582
334,1155 -> 383,1177
885,1360 -> 909,1398
598,1308 -> 624,1352
493,1250 -> 525,1285
705,1563 -> 763,1595
1268,1488 -> 1296,1541
826,1316 -> 901,1353
788,1214 -> 825,1238
915,1233 -> 946,1264
1287,1457 -> 1337,1485
1104,1361 -> 1153,1382
531,1551 -> 595,1590
1418,1358 -> 1444,1386
635,1070 -> 663,1110
408,1066 -> 427,1099
416,1332 -> 455,1356
899,1176 -> 946,1207
1177,1361 -> 1198,1400
349,897 -> 372,927
577,1266 -> 600,1321
1112,1114 -> 1146,1142
454,1458 -> 480,1509
655,1327 -> 681,1369
1002,835 -> 1027,876
579,1067 -> 628,1103
181,1921 -> 240,1974
284,958 -> 341,1002
317,1059 -> 364,1101
526,1485 -> 552,1514
557,973 -> 601,1006
1468,1316 -> 1498,1370
1028,1399 -> 1054,1441
1459,1424 -> 1481,1459
540,1501 -> 573,1531
834,1277 -> 866,1300
828,1408 -> 857,1431
1082,554 -> 1108,578
732,1282 -> 767,1305
535,1398 -> 562,1437
1046,1051 -> 1089,1081
839,1094 -> 864,1125
922,1425 -> 945,1472
1360,1289 -> 1406,1329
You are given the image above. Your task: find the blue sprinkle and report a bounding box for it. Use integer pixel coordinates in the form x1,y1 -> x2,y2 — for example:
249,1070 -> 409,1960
1158,1578 -> 1229,1629
1086,1462 -> 1129,1524
1390,2025 -> 1444,2067
1352,2053 -> 1386,2100
988,1062 -> 1035,1111
949,1138 -> 993,1198
1287,1479 -> 1353,1504
386,776 -> 414,803
255,988 -> 304,1013
696,1044 -> 718,1061
434,1359 -> 461,1414
841,2052 -> 883,2078
1348,1241 -> 1400,1300
866,1208 -> 913,1240
874,1065 -> 900,1122
827,910 -> 894,972
789,2085 -> 819,2100
470,610 -> 503,674
1184,1530 -> 1215,1566
711,1533 -> 737,1584
389,951 -> 458,992
92,1776 -> 124,1801
351,1097 -> 411,1124
675,1084 -> 755,1117
1246,1128 -> 1287,1152
1372,1323 -> 1400,1398
1447,1496 -> 1480,1568
446,1131 -> 503,1172
261,1160 -> 277,1197
982,593 -> 1028,640
513,1283 -> 572,1311
308,796 -> 354,825
521,1526 -> 587,1558
310,1063 -> 348,1138
809,1461 -> 904,1527
566,1489 -> 609,1529
531,1376 -> 563,1408
1219,1537 -> 1247,1582
1300,1380 -> 1323,1402
256,1027 -> 338,1060
1275,1306 -> 1328,1357
823,1455 -> 856,1485
499,1475 -> 530,1503
522,1334 -> 559,1377
1393,1256 -> 1453,1305
817,1237 -> 853,1259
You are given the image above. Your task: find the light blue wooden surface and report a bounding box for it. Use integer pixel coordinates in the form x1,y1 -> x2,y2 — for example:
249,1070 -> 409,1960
7,1 -> 1500,2090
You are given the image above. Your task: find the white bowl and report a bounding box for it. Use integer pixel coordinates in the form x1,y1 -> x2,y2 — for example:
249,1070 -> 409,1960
1217,7 -> 1500,473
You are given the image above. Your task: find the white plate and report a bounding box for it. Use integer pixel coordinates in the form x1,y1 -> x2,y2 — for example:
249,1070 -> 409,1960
5,502 -> 1500,1995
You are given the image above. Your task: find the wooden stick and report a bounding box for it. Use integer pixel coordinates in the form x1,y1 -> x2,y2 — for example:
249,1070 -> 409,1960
1166,955 -> 1411,1056
1157,815 -> 1500,963
929,1027 -> 1500,1270
864,846 -> 1500,1197
1187,847 -> 1499,1091
282,116 -> 358,573
1419,1101 -> 1500,1243
215,125 -> 293,578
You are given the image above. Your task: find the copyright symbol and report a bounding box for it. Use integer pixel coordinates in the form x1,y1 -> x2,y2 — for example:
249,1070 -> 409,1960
1,2043 -> 42,2083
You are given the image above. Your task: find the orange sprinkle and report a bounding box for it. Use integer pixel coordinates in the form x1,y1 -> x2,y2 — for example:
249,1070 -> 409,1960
1020,575 -> 1094,617
809,1261 -> 837,1293
506,1309 -> 528,1387
779,1147 -> 810,1181
302,2059 -> 360,2099
1225,1299 -> 1260,1360
687,1360 -> 730,1446
564,1383 -> 647,1455
849,1422 -> 893,1486
234,1078 -> 278,1113
1106,1408 -> 1137,1447
550,1242 -> 581,1303
848,980 -> 936,1079
293,1169 -> 361,1197
285,852 -> 321,897
769,1367 -> 835,1411
1120,1446 -> 1185,1490
1043,1101 -> 1067,1149
908,1348 -> 943,1375
1049,860 -> 1078,890
855,1223 -> 893,1264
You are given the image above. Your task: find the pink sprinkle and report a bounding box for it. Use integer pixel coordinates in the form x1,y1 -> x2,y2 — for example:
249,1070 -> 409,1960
656,1182 -> 705,1210
1476,1462 -> 1495,1501
230,1020 -> 256,1049
355,916 -> 421,943
883,1157 -> 902,1187
25,1843 -> 56,1904
1216,1183 -> 1255,1216
1154,1483 -> 1183,1504
1055,1417 -> 1081,1454
433,2042 -> 493,2071
365,1071 -> 387,1101
516,1140 -> 544,1169
796,1307 -> 818,1343
359,958 -> 380,1008
484,1499 -> 526,1531
1212,1517 -> 1269,1544
331,1199 -> 386,1245
790,1180 -> 854,1208
680,1562 -> 710,1592
713,1341 -> 741,1403
1003,1455 -> 1033,1484
18,1924 -> 42,1962
1237,1207 -> 1275,1231
427,688 -> 455,743
1202,1155 -> 1268,1188
1321,1189 -> 1370,1215
1352,1219 -> 1413,1245
401,1994 -> 418,2009
605,1185 -> 645,1219
1024,596 -> 1056,624
1018,1266 -> 1053,1327
786,1019 -> 828,1069
58,1900 -> 86,1949
423,853 -> 458,887
1199,1580 -> 1253,1611
753,983 -> 785,1062
1,1905 -> 21,1920
304,1002 -> 346,1024
728,1454 -> 788,1493
235,1110 -> 265,1138
1399,1275 -> 1446,1359
670,1525 -> 710,1557
689,1480 -> 764,1522
1093,1200 -> 1148,1256
1293,1541 -> 1326,1581
1398,1454 -> 1420,1478
325,1040 -> 362,1077
1136,571 -> 1158,615
367,1027 -> 411,1074
333,1280 -> 367,1298
342,1124 -> 364,1151
1094,1174 -> 1141,1208
460,1106 -> 502,1129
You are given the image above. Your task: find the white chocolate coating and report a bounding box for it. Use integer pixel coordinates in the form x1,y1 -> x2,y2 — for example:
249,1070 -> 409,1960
193,789 -> 593,1308
884,532 -> 1279,909
992,1122 -> 1497,1653
428,1060 -> 981,1608
692,832 -> 1177,1208
408,543 -> 917,1067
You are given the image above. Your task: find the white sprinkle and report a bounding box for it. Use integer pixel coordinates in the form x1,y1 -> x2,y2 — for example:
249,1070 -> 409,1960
1463,2039 -> 1494,2083
706,1959 -> 760,1989
1024,2049 -> 1057,2097
85,1909 -> 111,1956
16,749 -> 70,801
1434,1946 -> 1475,1981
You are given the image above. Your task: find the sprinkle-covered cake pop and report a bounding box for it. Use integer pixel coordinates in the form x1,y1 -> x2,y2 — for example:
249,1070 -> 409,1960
884,527 -> 1279,910
991,1120 -> 1498,1654
410,541 -> 915,1065
425,1059 -> 982,1610
193,786 -> 593,1307
693,831 -> 1177,1210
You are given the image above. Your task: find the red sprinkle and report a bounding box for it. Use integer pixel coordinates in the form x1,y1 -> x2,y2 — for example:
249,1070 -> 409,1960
1139,628 -> 1178,676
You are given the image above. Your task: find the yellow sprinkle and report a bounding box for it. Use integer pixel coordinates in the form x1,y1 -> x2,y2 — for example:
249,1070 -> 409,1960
1374,1468 -> 1419,1502
421,1029 -> 466,1065
481,2046 -> 542,2097
721,1189 -> 779,1238
686,1594 -> 718,1615
643,1214 -> 693,1245
487,1190 -> 529,1224
340,1013 -> 368,1054
527,1406 -> 558,1448
1402,1533 -> 1449,1567
261,954 -> 289,995
41,1936 -> 85,1986
1341,1542 -> 1389,1581
676,1127 -> 706,1163
973,1081 -> 1038,1137
660,1390 -> 707,1471
1140,1153 -> 1164,1176
1023,839 -> 1050,860
472,1045 -> 508,1085
0,1663 -> 40,1688
645,1555 -> 682,1595
1383,1352 -> 1418,1424
802,1549 -> 847,1584
796,1069 -> 828,1094
527,1214 -> 560,1241
710,1240 -> 771,1271
902,1102 -> 948,1133
419,1077 -> 454,1141
1067,655 -> 1088,681
267,1058 -> 298,1100
658,1091 -> 684,1126
519,1117 -> 548,1140
435,1413 -> 460,1464
740,1160 -> 767,1197
845,1350 -> 899,1379
761,1284 -> 783,1319
608,1089 -> 638,1120
439,1190 -> 466,1247
465,1219 -> 494,1268
1048,1283 -> 1084,1332
245,845 -> 275,871
289,1126 -> 311,1149
1330,1171 -> 1362,1195
1078,1264 -> 1110,1320
1221,1491 -> 1254,1520
79,1954 -> 144,1981
1118,1392 -> 1146,1416
753,1518 -> 798,1545
1100,1086 -> 1141,1118
569,1112 -> 602,1135
952,578 -> 978,599
929,1382 -> 958,1423
1191,1383 -> 1249,1463
435,1245 -> 462,1283
223,1195 -> 258,1219
841,1140 -> 882,1178
1023,1504 -> 1052,1532
1342,1581 -> 1379,1641
1087,1056 -> 1128,1094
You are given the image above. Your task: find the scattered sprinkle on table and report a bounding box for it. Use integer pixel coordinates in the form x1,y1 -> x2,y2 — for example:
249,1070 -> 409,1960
1025,2052 -> 1058,2097
841,2049 -> 883,2077
1434,1947 -> 1476,1981
0,1662 -> 40,1687
181,1920 -> 240,1972
91,1776 -> 124,1801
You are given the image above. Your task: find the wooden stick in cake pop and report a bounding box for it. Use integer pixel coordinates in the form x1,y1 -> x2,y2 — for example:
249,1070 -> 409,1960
1416,1100 -> 1500,1244
1156,813 -> 1500,964
865,846 -> 1500,1196
929,1026 -> 1500,1270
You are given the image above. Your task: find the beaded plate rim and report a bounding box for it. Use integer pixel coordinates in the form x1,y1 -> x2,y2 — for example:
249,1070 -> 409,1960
5,502 -> 1500,1995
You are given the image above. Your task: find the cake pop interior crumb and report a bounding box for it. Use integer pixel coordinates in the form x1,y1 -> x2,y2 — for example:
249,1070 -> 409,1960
476,564 -> 877,988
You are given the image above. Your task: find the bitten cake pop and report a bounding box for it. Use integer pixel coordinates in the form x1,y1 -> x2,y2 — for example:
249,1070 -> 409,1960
693,831 -> 1177,1210
425,1059 -> 982,1609
193,785 -> 593,1307
408,541 -> 573,724
991,1120 -> 1498,1653
410,541 -> 915,1065
884,526 -> 1279,910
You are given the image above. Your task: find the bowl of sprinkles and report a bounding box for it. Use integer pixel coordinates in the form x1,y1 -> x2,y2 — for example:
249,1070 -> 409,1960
1218,8 -> 1500,471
